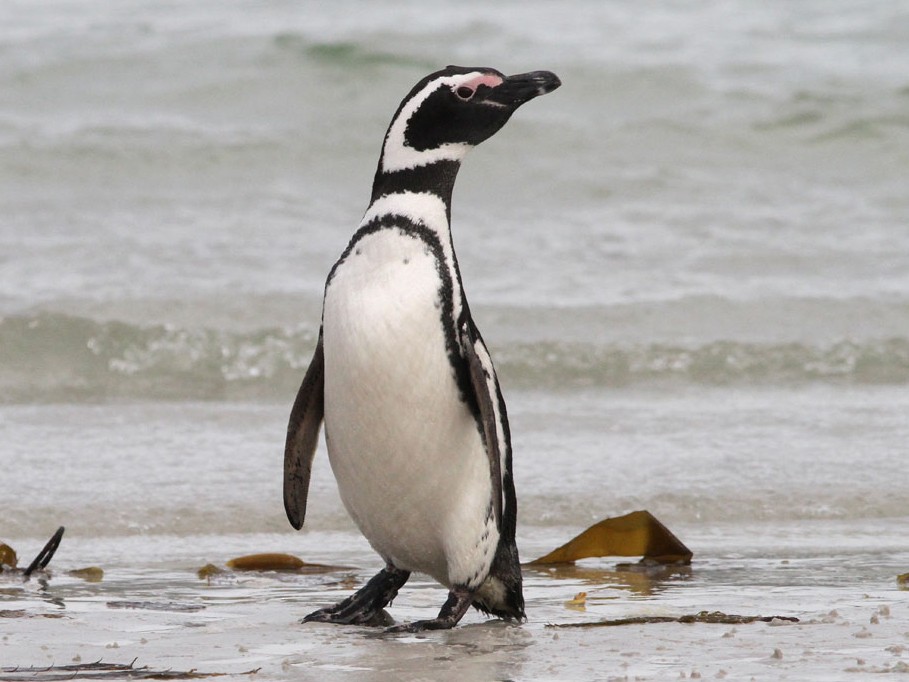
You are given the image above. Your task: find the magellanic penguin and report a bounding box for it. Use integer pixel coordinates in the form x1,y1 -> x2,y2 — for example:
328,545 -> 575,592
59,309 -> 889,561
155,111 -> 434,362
284,65 -> 561,632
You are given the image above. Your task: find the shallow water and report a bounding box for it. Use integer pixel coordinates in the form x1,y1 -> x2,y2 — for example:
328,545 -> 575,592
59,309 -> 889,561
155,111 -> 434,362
2,1 -> 909,679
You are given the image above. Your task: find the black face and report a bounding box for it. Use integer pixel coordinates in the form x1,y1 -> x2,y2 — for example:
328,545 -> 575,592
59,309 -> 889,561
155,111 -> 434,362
401,65 -> 561,152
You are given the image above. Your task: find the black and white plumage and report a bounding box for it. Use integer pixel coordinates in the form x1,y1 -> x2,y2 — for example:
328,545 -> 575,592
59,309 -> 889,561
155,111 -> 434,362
283,65 -> 560,632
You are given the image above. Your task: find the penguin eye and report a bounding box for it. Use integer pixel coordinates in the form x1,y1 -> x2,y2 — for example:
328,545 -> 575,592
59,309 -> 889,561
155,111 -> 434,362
455,86 -> 475,100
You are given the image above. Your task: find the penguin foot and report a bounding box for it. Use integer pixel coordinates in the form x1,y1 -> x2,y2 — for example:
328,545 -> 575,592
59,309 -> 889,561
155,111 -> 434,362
303,565 -> 409,627
384,587 -> 473,633
304,606 -> 394,628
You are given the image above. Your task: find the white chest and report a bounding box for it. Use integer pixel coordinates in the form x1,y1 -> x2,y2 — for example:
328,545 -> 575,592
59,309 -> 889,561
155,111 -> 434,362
320,228 -> 497,586
323,229 -> 455,416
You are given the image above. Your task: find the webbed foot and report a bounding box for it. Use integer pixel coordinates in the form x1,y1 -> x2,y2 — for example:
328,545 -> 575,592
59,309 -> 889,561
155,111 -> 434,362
303,565 -> 409,627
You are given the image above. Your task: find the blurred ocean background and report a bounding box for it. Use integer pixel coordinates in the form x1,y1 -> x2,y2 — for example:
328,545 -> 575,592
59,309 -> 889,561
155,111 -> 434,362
1,2 -> 907,662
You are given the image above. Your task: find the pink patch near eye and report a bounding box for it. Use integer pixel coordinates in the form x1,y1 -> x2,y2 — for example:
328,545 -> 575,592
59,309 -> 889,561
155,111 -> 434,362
462,73 -> 504,90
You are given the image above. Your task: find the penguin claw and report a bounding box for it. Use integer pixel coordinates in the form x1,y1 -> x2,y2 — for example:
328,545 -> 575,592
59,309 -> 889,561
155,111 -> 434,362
300,608 -> 336,623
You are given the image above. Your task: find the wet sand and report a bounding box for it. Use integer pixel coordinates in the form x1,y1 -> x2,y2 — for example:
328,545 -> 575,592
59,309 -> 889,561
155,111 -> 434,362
2,550 -> 906,681
3,393 -> 908,680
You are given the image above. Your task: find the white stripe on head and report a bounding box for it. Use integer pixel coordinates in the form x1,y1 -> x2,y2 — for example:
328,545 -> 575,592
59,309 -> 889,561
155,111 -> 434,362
380,72 -> 504,173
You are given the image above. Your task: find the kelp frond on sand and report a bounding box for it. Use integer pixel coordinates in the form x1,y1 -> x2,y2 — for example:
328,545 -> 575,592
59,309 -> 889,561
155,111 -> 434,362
546,610 -> 800,628
197,553 -> 353,580
528,510 -> 693,566
0,527 -> 65,580
0,658 -> 259,681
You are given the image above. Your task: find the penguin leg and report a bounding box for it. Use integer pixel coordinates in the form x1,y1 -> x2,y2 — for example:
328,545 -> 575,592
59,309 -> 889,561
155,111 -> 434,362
385,586 -> 473,633
303,565 -> 410,626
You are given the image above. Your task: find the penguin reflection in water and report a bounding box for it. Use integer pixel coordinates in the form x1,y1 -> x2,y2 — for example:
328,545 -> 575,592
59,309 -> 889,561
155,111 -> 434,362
283,65 -> 560,632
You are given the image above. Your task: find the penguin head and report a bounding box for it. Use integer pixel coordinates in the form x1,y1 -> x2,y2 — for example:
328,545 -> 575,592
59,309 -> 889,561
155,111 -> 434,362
379,65 -> 561,174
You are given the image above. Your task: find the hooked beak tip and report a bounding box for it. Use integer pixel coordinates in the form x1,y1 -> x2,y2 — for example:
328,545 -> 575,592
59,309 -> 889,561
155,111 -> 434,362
533,72 -> 562,95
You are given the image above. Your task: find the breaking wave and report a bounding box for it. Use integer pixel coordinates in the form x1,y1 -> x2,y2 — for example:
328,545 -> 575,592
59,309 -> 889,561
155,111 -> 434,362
497,337 -> 909,389
3,312 -> 909,403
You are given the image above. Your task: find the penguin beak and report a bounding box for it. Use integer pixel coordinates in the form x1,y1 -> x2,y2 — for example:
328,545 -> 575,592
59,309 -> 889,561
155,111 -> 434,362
483,71 -> 561,108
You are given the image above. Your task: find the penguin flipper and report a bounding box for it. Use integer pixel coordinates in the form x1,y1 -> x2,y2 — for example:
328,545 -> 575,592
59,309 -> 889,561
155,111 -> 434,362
284,330 -> 325,530
461,321 -> 504,531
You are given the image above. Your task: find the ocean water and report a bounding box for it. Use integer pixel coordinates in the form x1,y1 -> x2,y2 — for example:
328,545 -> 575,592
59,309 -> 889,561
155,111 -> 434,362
2,1 -> 908,679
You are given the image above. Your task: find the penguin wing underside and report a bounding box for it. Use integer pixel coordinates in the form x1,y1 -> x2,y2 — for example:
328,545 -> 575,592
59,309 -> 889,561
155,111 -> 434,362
283,331 -> 325,530
461,321 -> 504,531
